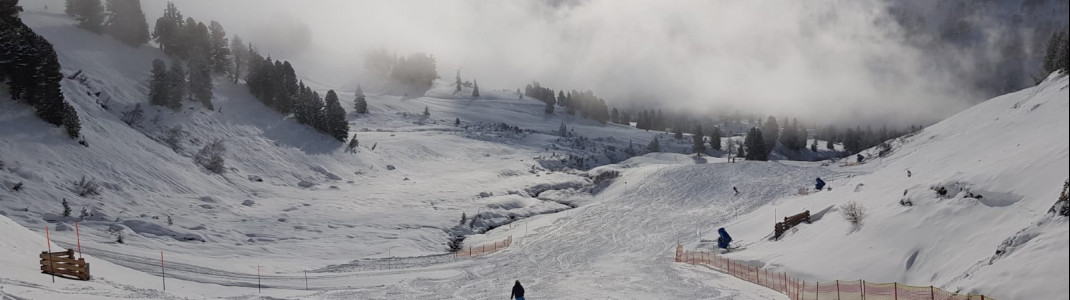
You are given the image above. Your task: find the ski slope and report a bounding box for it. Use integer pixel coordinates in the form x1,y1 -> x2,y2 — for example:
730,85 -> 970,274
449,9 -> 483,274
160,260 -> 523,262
699,74 -> 1070,300
4,5 -> 1069,300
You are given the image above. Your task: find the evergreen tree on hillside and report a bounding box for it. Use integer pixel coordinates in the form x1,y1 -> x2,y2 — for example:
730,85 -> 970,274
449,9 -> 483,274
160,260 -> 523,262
184,19 -> 210,58
673,123 -> 684,139
187,49 -> 213,109
762,116 -> 779,156
423,105 -> 430,117
611,108 -> 619,124
1,20 -> 82,139
208,21 -> 230,74
647,137 -> 661,153
710,126 -> 723,151
1060,29 -> 1069,72
472,79 -> 480,97
323,90 -> 349,142
559,121 -> 567,137
455,70 -> 462,93
354,85 -> 368,114
744,128 -> 768,161
1043,30 -> 1066,75
152,2 -> 184,56
166,62 -> 187,107
65,0 -> 104,33
619,111 -> 630,125
692,125 -> 706,155
557,91 -> 567,108
545,100 -> 554,114
104,0 -> 150,46
148,59 -> 174,109
230,36 -> 247,82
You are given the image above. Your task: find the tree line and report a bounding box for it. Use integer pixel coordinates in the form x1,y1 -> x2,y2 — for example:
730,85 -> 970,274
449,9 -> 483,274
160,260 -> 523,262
1043,29 -> 1070,76
64,0 -> 150,46
143,2 -> 349,142
524,82 -> 611,124
2,0 -> 82,139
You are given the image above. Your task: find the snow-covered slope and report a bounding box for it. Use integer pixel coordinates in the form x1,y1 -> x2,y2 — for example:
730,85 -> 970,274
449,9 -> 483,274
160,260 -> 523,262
705,74 -> 1070,300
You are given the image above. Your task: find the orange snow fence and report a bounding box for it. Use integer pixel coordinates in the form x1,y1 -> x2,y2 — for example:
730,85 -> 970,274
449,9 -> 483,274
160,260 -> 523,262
456,236 -> 512,258
675,245 -> 994,300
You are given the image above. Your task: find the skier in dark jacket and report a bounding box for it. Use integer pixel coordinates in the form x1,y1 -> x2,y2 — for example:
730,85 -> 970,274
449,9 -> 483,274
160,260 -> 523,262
815,178 -> 826,191
511,280 -> 525,300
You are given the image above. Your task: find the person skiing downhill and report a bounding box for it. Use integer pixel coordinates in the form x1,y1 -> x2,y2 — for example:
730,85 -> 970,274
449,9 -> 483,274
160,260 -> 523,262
511,280 -> 525,300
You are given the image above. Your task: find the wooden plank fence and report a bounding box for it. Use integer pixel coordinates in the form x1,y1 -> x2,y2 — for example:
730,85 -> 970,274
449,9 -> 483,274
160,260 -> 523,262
40,249 -> 90,280
774,210 -> 811,239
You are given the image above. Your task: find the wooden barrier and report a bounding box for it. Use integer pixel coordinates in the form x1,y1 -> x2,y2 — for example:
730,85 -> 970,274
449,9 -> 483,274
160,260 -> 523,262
40,249 -> 90,280
774,210 -> 811,239
456,236 -> 513,258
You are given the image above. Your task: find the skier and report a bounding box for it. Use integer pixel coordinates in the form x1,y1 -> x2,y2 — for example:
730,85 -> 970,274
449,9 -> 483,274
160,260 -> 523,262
511,280 -> 525,300
733,187 -> 740,196
815,178 -> 826,191
716,228 -> 733,250
856,154 -> 865,163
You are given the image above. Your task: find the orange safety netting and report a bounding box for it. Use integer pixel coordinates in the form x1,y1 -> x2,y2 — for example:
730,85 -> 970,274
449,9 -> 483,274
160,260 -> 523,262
674,245 -> 994,300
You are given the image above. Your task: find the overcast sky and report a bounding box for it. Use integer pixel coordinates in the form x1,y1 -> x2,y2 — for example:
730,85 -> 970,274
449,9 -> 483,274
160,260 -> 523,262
49,0 -> 995,127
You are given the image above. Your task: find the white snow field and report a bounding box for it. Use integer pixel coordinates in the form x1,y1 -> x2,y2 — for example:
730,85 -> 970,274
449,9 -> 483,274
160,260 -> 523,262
699,75 -> 1070,300
2,6 -> 1068,300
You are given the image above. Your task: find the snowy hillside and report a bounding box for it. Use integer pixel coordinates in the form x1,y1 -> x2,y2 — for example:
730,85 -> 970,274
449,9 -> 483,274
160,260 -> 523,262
3,4 -> 1068,300
698,74 -> 1070,300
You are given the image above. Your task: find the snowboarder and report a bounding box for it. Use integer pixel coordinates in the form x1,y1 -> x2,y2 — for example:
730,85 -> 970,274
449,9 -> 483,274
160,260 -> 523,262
856,154 -> 865,163
815,178 -> 826,191
716,228 -> 733,250
907,170 -> 912,178
511,280 -> 525,300
733,187 -> 740,196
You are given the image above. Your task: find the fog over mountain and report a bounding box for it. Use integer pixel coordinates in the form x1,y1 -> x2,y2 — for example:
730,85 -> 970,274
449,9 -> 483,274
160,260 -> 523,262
110,0 -> 1066,126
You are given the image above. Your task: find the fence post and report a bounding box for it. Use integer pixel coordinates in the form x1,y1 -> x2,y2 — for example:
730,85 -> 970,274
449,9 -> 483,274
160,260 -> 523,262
160,251 -> 166,291
836,280 -> 840,300
305,270 -> 309,291
45,226 -> 55,283
257,266 -> 262,294
930,286 -> 934,300
860,280 -> 865,300
816,282 -> 820,300
75,221 -> 83,259
894,283 -> 898,300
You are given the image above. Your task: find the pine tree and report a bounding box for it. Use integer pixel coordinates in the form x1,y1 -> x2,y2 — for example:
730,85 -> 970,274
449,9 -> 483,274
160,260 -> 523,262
166,62 -> 187,108
354,85 -> 368,114
1044,31 -> 1066,75
811,140 -> 819,152
545,101 -> 554,114
1059,29 -> 1070,72
323,90 -> 349,142
208,21 -> 230,74
745,127 -> 768,161
454,118 -> 461,126
611,108 -> 619,124
230,35 -> 247,83
472,79 -> 480,97
423,105 -> 430,117
455,70 -> 462,93
762,116 -> 779,156
673,124 -> 684,139
559,121 -> 568,137
152,2 -> 184,56
148,58 -> 173,109
187,49 -> 213,109
710,126 -> 723,151
557,91 -> 566,108
619,111 -> 630,125
62,198 -> 72,217
66,0 -> 104,33
647,137 -> 661,153
692,125 -> 706,155
104,0 -> 150,46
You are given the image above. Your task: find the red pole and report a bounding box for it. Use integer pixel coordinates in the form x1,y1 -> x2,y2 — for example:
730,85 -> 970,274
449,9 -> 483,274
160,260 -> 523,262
75,221 -> 83,259
161,251 -> 166,291
46,226 -> 55,283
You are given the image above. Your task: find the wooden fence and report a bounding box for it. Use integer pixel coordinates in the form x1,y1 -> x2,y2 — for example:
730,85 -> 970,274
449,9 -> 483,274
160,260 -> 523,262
774,210 -> 811,239
40,249 -> 90,281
